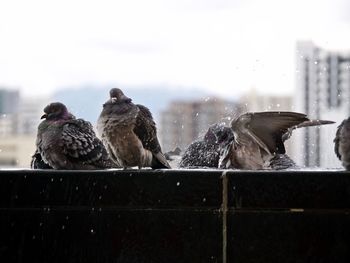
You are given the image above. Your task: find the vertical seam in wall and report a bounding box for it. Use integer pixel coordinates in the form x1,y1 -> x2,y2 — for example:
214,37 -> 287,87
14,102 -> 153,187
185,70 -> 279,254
222,171 -> 228,263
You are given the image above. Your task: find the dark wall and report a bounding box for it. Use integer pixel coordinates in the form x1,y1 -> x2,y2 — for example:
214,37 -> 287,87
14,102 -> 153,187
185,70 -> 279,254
0,170 -> 350,262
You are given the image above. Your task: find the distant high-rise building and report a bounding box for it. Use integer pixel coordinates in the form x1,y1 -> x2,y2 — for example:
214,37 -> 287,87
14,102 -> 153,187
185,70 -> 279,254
0,88 -> 20,136
159,97 -> 241,152
0,89 -> 50,168
16,97 -> 49,135
0,89 -> 20,114
294,41 -> 350,168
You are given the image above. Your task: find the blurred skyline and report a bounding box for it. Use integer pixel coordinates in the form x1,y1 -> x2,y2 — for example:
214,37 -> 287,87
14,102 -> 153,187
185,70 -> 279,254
0,0 -> 350,98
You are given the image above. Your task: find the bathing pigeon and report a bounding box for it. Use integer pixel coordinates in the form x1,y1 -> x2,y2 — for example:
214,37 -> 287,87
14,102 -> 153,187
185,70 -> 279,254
334,118 -> 350,170
34,102 -> 114,170
179,123 -> 234,168
97,88 -> 170,169
220,111 -> 335,170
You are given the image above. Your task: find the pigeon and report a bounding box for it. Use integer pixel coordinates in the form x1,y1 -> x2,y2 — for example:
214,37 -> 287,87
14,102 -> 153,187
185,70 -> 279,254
179,123 -> 234,168
97,88 -> 171,169
34,102 -> 114,170
220,111 -> 335,170
334,118 -> 350,170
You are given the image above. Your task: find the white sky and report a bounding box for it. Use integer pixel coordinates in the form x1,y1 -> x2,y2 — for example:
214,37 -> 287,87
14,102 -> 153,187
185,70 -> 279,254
0,0 -> 350,98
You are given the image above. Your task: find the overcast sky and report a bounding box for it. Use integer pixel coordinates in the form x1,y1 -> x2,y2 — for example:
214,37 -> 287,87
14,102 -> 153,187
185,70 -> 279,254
0,0 -> 349,98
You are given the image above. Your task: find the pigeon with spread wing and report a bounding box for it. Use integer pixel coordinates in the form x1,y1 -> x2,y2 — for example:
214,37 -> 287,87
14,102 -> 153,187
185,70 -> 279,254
220,111 -> 335,170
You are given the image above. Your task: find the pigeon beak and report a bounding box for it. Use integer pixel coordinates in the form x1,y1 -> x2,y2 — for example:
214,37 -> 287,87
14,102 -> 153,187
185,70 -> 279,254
41,114 -> 48,119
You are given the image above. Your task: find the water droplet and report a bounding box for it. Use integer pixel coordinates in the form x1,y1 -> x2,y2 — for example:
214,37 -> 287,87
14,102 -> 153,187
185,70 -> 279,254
176,182 -> 180,186
90,229 -> 95,234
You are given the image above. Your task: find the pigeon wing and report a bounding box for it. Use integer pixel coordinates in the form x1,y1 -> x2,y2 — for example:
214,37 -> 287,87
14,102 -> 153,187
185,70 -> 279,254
133,104 -> 170,168
61,119 -> 111,167
233,111 -> 309,155
282,119 -> 335,142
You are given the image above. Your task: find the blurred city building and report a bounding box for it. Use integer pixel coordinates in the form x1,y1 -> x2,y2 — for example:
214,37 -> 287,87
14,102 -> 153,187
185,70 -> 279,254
0,135 -> 36,168
159,97 -> 241,152
0,88 -> 50,168
240,88 -> 294,112
0,88 -> 20,114
294,41 -> 350,168
16,97 -> 49,135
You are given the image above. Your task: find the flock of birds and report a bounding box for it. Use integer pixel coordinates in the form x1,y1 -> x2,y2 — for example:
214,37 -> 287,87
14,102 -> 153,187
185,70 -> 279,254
30,88 -> 350,171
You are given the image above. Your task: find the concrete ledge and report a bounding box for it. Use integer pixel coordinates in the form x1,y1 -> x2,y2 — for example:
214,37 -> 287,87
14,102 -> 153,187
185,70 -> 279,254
0,169 -> 349,262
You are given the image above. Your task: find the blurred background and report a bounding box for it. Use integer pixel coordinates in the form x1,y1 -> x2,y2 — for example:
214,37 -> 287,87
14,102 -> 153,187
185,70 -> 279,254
0,0 -> 349,168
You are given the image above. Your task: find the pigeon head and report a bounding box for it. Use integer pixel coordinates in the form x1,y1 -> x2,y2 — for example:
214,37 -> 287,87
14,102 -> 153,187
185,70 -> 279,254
204,123 -> 234,145
41,102 -> 73,121
109,88 -> 132,103
102,88 -> 134,115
